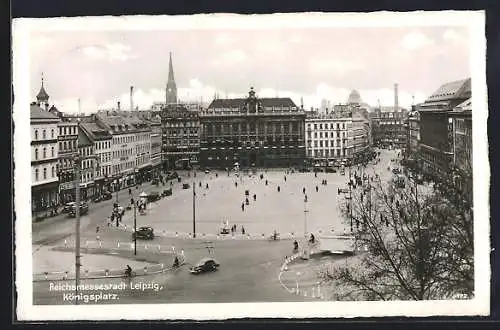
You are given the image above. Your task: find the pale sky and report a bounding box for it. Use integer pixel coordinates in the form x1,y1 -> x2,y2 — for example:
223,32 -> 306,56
29,23 -> 471,114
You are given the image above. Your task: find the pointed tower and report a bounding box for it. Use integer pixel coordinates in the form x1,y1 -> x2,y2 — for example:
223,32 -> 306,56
166,52 -> 177,105
36,72 -> 50,110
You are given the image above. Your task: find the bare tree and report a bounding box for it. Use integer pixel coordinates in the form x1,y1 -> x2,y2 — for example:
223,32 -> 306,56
320,170 -> 473,301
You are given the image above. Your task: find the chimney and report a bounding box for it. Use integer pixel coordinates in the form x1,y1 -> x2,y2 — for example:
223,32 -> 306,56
117,101 -> 121,111
130,86 -> 134,111
394,83 -> 399,112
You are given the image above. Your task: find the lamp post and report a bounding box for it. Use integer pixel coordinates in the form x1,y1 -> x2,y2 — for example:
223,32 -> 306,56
303,196 -> 308,237
73,152 -> 81,305
192,181 -> 196,238
133,200 -> 137,255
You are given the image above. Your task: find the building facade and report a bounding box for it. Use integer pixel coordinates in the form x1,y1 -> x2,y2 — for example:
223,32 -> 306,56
95,113 -> 152,190
161,104 -> 200,170
305,114 -> 352,164
450,98 -> 472,204
418,78 -> 471,178
199,87 -> 306,168
149,118 -> 163,174
370,107 -> 408,149
31,104 -> 61,218
56,117 -> 79,204
80,121 -> 113,196
78,128 -> 98,200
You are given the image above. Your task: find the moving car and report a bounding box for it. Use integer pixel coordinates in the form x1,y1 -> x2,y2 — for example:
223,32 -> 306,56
190,257 -> 220,274
68,202 -> 89,217
132,226 -> 155,240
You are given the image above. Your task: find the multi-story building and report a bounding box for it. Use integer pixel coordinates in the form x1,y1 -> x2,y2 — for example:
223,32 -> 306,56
405,107 -> 421,166
450,98 -> 472,203
370,107 -> 408,149
31,102 -> 61,219
305,107 -> 371,166
418,78 -> 471,178
77,127 -> 98,200
80,121 -> 113,196
95,112 -> 152,189
305,113 -> 352,165
56,116 -> 79,204
199,87 -> 306,168
149,117 -> 163,175
161,104 -> 200,170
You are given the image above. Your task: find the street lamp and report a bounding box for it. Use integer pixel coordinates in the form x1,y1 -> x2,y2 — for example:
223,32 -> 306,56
192,181 -> 196,238
303,196 -> 308,238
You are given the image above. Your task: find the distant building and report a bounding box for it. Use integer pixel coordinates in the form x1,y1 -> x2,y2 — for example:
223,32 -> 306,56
199,87 -> 306,168
370,107 -> 408,149
161,103 -> 200,170
405,108 -> 421,166
77,127 -> 98,200
418,78 -> 471,177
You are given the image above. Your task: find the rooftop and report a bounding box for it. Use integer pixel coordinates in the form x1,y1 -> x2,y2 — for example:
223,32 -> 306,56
78,128 -> 93,147
207,97 -> 298,111
30,104 -> 60,121
426,78 -> 471,102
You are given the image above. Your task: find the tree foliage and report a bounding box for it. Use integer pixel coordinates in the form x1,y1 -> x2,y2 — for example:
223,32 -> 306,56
320,168 -> 473,301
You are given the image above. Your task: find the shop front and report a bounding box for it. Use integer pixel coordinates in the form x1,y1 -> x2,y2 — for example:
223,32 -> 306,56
58,180 -> 76,204
32,181 -> 59,221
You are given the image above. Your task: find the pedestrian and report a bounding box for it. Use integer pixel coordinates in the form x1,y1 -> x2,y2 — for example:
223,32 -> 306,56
315,172 -> 317,178
216,173 -> 218,178
241,226 -> 245,235
235,181 -> 238,187
277,186 -> 280,192
128,188 -> 132,195
303,187 -> 306,194
265,180 -> 268,186
206,183 -> 209,189
96,225 -> 100,233
284,175 -> 287,182
316,185 -> 319,192
241,202 -> 245,211
199,182 -> 202,187
253,194 -> 256,201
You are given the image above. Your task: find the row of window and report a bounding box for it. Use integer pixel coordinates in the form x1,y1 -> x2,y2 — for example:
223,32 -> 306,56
307,131 -> 347,139
34,166 -> 56,181
80,147 -> 93,157
307,149 -> 348,157
34,146 -> 55,160
164,122 -> 199,128
59,140 -> 77,152
113,162 -> 135,174
59,125 -> 77,136
98,151 -> 113,163
307,123 -> 347,130
114,149 -> 134,159
307,140 -> 347,148
34,128 -> 55,140
202,122 -> 301,133
96,141 -> 112,150
113,133 -> 150,145
166,129 -> 199,135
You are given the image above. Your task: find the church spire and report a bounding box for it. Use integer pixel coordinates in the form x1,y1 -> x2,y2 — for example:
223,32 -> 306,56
36,72 -> 50,109
166,52 -> 177,105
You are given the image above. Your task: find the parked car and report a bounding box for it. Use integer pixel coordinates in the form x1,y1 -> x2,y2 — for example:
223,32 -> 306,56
182,183 -> 190,189
63,202 -> 76,213
69,202 -> 89,217
102,191 -> 112,200
132,226 -> 154,240
190,257 -> 220,274
162,188 -> 172,197
392,168 -> 401,174
147,191 -> 161,202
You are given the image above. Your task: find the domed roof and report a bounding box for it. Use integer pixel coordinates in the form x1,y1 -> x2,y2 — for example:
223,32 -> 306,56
347,89 -> 361,104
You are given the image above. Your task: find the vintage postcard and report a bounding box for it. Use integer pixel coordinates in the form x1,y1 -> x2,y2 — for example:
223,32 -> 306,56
13,11 -> 489,320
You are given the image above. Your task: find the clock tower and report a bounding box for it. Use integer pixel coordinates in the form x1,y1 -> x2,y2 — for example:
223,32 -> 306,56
166,52 -> 177,105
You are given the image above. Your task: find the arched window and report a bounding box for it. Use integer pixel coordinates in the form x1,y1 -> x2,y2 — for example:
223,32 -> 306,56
35,168 -> 39,181
51,166 -> 55,177
51,146 -> 55,157
51,129 -> 54,139
35,148 -> 38,160
34,130 -> 38,140
42,148 -> 47,158
43,167 -> 47,179
42,130 -> 46,139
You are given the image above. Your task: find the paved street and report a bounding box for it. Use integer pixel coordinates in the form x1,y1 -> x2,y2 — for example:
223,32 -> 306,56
33,149 -> 403,304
